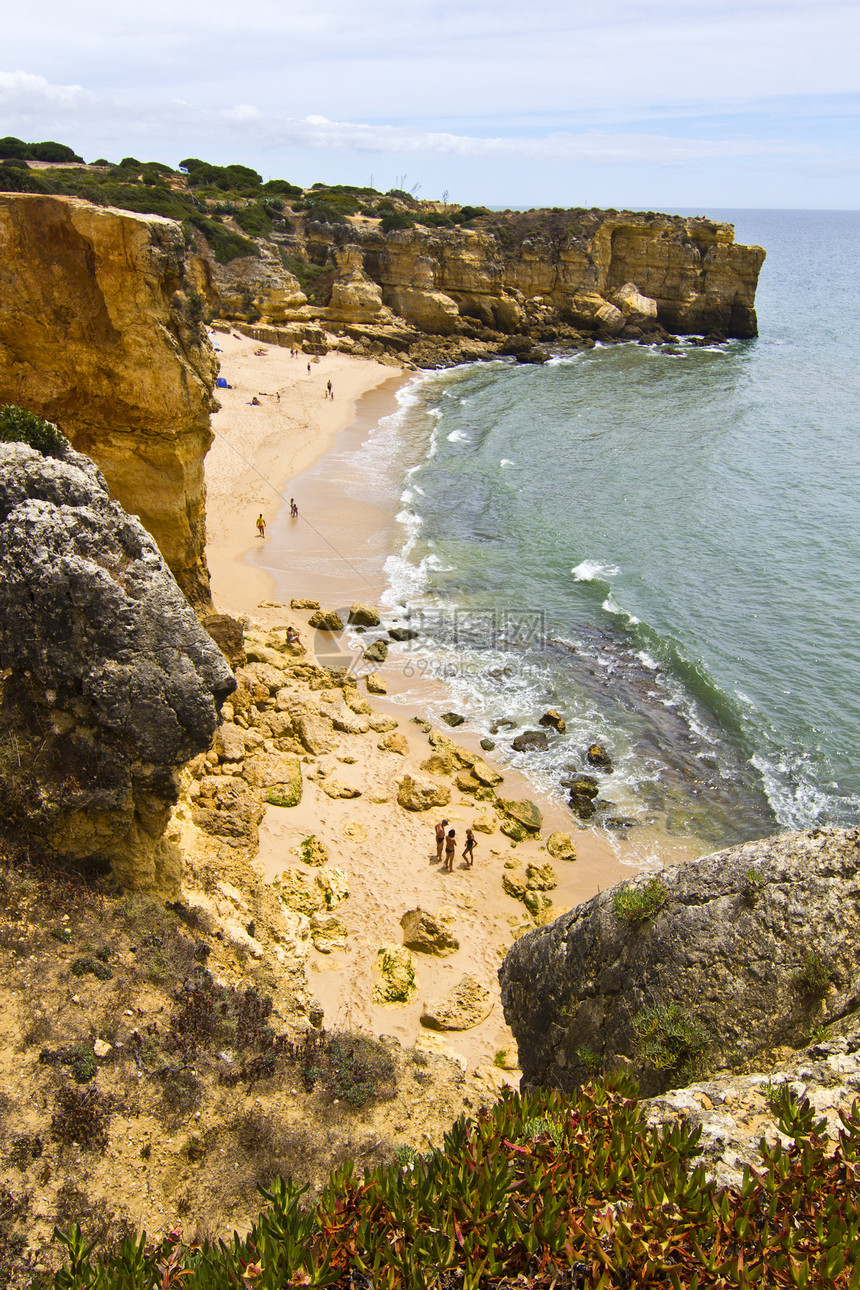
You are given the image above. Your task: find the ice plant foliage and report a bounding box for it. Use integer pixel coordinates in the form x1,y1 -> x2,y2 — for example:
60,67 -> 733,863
52,1075 -> 860,1288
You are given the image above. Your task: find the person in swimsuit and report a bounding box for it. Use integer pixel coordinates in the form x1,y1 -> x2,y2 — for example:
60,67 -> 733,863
462,828 -> 477,867
434,818 -> 449,862
290,497 -> 299,518
443,829 -> 456,873
256,514 -> 266,537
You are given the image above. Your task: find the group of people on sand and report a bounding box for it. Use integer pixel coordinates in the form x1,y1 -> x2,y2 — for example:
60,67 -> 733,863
434,819 -> 477,872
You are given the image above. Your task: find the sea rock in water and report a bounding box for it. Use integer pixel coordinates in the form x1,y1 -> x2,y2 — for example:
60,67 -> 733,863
511,730 -> 548,752
0,441 -> 235,892
400,908 -> 460,957
363,639 -> 389,664
539,709 -> 566,733
421,975 -> 494,1030
388,626 -> 418,642
441,712 -> 466,727
499,827 -> 860,1097
586,743 -> 613,771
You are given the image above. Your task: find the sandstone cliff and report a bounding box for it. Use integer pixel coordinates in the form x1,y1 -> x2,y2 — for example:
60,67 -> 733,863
0,440 -> 235,892
499,826 -> 860,1096
0,194 -> 218,605
205,207 -> 765,360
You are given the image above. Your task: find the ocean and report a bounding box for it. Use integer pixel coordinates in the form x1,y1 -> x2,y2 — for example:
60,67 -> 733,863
263,210 -> 860,855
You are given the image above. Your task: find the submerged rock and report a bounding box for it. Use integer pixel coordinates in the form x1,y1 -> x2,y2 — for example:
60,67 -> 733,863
511,729 -> 548,753
0,440 -> 235,892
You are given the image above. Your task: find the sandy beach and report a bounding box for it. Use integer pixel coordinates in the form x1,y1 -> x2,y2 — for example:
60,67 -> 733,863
203,334 -> 700,1075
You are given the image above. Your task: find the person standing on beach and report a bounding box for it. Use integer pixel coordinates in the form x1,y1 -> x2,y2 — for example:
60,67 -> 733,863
434,818 -> 449,862
443,828 -> 456,873
326,379 -> 333,400
256,514 -> 266,537
307,361 -> 312,374
462,828 -> 477,868
290,497 -> 299,518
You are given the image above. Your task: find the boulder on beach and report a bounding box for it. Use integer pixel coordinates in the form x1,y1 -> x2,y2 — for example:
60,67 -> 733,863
401,908 -> 460,957
348,602 -> 380,627
498,797 -> 543,833
539,709 -> 566,733
373,943 -> 417,1004
291,598 -> 320,610
365,672 -> 387,694
364,638 -> 389,664
308,608 -> 344,631
421,975 -> 493,1031
397,773 -> 451,812
441,712 -> 465,727
547,831 -> 577,862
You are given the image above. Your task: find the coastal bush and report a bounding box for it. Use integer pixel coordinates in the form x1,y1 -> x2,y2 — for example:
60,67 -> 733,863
49,1076 -> 860,1288
0,404 -> 68,457
633,1002 -> 709,1082
612,875 -> 667,923
380,209 -> 415,233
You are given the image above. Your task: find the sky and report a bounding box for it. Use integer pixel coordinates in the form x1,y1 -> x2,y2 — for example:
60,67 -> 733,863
3,0 -> 859,210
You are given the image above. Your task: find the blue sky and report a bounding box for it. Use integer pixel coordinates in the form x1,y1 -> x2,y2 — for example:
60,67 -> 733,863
2,0 -> 858,209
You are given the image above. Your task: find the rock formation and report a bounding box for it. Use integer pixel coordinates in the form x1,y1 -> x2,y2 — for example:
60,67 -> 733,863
0,440 -> 235,892
499,827 -> 860,1096
205,208 -> 765,353
0,194 -> 218,605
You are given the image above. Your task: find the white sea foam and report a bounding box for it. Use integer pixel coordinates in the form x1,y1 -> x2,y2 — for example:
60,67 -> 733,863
500,458 -> 515,467
602,595 -> 639,625
572,559 -> 620,582
636,650 -> 659,671
447,430 -> 471,443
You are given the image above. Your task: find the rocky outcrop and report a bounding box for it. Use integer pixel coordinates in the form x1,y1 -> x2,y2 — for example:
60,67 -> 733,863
0,441 -> 235,890
499,827 -> 860,1096
209,208 -> 764,355
0,194 -> 218,605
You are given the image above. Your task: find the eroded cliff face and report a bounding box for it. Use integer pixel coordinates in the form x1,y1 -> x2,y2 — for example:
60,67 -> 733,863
0,194 -> 218,605
206,208 -> 765,356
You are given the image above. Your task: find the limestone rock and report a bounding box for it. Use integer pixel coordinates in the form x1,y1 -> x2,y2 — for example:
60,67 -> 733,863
0,441 -> 235,891
455,772 -> 480,794
215,722 -> 246,762
501,819 -> 528,843
363,638 -> 389,665
471,758 -> 503,787
373,943 -> 417,1004
315,867 -> 350,909
525,862 -> 557,892
308,608 -> 344,632
547,832 -> 577,862
299,835 -> 328,867
319,778 -> 362,799
0,195 -> 218,605
586,743 -> 613,771
348,602 -> 380,627
499,826 -> 860,1097
386,285 -> 460,334
511,730 -> 548,753
310,913 -> 348,954
539,709 -> 566,733
421,751 -> 456,776
498,797 -> 543,833
378,732 -> 409,755
472,812 -> 497,834
441,712 -> 465,727
611,281 -> 659,325
401,909 -> 460,957
272,869 -> 325,917
397,773 -> 451,812
203,614 -> 246,668
421,975 -> 494,1031
365,672 -> 387,695
368,715 -> 398,733
291,598 -> 319,610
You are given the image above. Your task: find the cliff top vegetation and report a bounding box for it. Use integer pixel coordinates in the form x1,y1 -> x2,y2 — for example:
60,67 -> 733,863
0,138 -> 723,268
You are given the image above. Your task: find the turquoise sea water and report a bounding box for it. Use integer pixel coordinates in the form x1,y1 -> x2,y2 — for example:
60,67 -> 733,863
287,211 -> 860,849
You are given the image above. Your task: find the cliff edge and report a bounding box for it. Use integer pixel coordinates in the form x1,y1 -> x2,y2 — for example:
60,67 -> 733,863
0,194 -> 218,606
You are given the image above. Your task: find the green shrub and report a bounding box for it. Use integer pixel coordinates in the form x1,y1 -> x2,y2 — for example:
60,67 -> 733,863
793,951 -> 832,998
380,209 -> 415,233
612,876 -> 667,922
0,404 -> 68,457
633,1002 -> 708,1081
